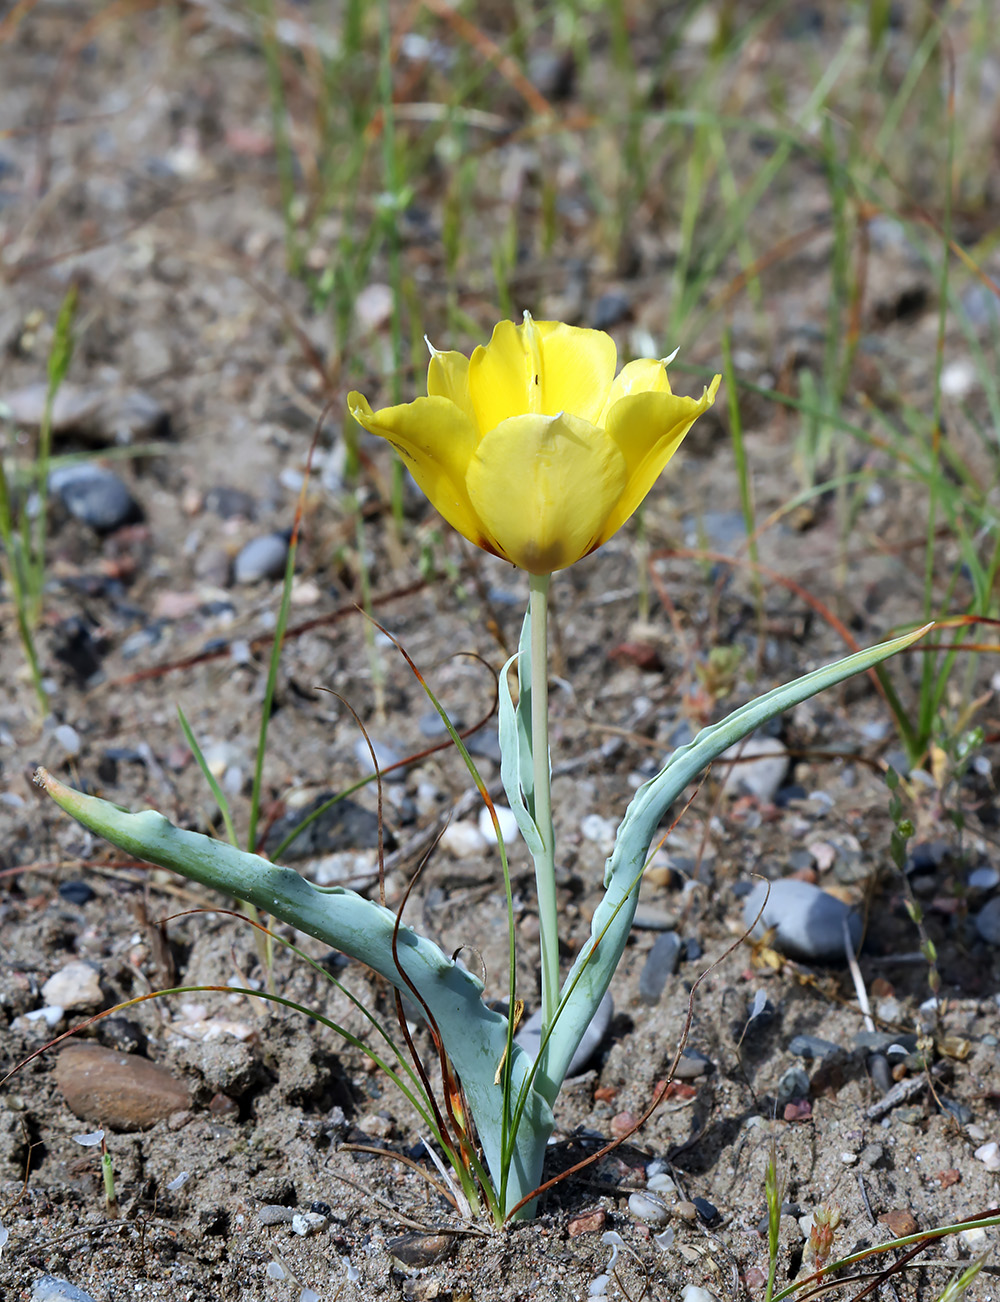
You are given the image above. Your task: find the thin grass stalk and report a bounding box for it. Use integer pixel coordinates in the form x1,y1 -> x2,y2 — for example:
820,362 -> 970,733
377,0 -> 406,526
721,330 -> 763,644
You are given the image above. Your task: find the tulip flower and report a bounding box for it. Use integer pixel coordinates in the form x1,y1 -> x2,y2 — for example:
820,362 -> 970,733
348,313 -> 720,574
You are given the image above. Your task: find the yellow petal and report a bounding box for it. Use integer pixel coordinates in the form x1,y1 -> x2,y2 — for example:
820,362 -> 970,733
598,375 -> 721,543
533,320 -> 617,424
347,391 -> 494,552
597,358 -> 672,424
468,317 -> 617,433
427,347 -> 476,425
466,412 -> 626,574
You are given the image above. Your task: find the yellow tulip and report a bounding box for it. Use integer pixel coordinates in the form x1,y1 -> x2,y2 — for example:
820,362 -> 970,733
348,313 -> 721,575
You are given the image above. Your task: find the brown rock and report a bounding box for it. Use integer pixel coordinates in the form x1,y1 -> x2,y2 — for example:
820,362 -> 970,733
568,1209 -> 607,1237
878,1209 -> 919,1238
54,1043 -> 190,1131
388,1232 -> 455,1267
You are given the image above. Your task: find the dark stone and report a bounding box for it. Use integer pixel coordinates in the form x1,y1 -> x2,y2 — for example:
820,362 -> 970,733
638,932 -> 682,1005
204,486 -> 256,519
788,1035 -> 841,1060
388,1232 -> 455,1268
49,464 -> 142,533
693,1196 -> 720,1226
591,291 -> 631,331
263,792 -> 386,858
58,880 -> 95,906
310,1200 -> 332,1217
50,616 -> 106,686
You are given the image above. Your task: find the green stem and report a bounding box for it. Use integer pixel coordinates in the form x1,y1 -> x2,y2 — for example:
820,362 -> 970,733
529,574 -> 558,1038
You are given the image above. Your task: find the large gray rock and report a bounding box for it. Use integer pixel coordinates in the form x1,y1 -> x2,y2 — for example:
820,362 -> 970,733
742,879 -> 862,963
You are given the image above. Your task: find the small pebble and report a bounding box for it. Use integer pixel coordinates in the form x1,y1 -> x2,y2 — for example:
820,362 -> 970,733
968,865 -> 999,891
743,878 -> 862,963
673,1049 -> 713,1080
628,1192 -> 670,1225
49,464 -> 141,532
680,1289 -> 718,1302
478,803 -> 520,846
631,905 -> 678,931
439,821 -> 487,858
647,1173 -> 676,1194
788,1034 -> 840,1060
868,1054 -> 893,1095
878,1209 -> 919,1237
57,881 -> 95,906
291,1211 -> 328,1236
719,736 -> 788,804
974,1141 -> 1000,1171
580,813 -> 617,851
776,1067 -> 810,1106
30,1278 -> 99,1302
692,1196 -> 720,1226
353,737 -> 407,782
568,1209 -> 606,1236
638,932 -> 682,1004
960,1227 -> 989,1252
257,1205 -> 296,1226
53,723 -> 81,756
41,961 -> 103,1011
673,1200 -> 698,1222
387,1232 -> 455,1267
974,898 -> 1000,946
233,532 -> 289,584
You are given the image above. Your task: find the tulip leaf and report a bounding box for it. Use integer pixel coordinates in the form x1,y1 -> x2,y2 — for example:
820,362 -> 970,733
35,767 -> 553,1218
542,624 -> 931,1091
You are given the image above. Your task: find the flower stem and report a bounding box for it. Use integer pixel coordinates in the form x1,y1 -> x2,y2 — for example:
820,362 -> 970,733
529,573 -> 559,1037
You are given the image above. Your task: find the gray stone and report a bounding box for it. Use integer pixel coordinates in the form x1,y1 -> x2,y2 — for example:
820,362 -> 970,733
516,991 -> 613,1078
4,383 -> 169,445
788,1035 -> 841,1060
233,532 -> 289,583
776,1067 -> 810,1106
49,464 -> 140,532
853,1030 -> 918,1055
257,1204 -> 296,1225
720,737 -> 789,804
639,933 -> 682,1005
353,737 -> 407,782
975,897 -> 1000,946
31,1278 -> 99,1302
673,1049 -> 713,1079
743,879 -> 862,963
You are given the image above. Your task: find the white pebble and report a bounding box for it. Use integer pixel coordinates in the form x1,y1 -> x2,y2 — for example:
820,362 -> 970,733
478,804 -> 520,846
974,1140 -> 1000,1171
53,724 -> 81,756
719,736 -> 788,803
940,359 -> 977,398
439,820 -> 487,858
647,1173 -> 676,1194
628,1192 -> 670,1225
291,1211 -> 328,1236
580,813 -> 617,850
681,1288 -> 719,1302
24,1006 -> 64,1028
266,1262 -> 285,1279
41,961 -> 103,1011
960,1226 -> 989,1252
840,1151 -> 858,1165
